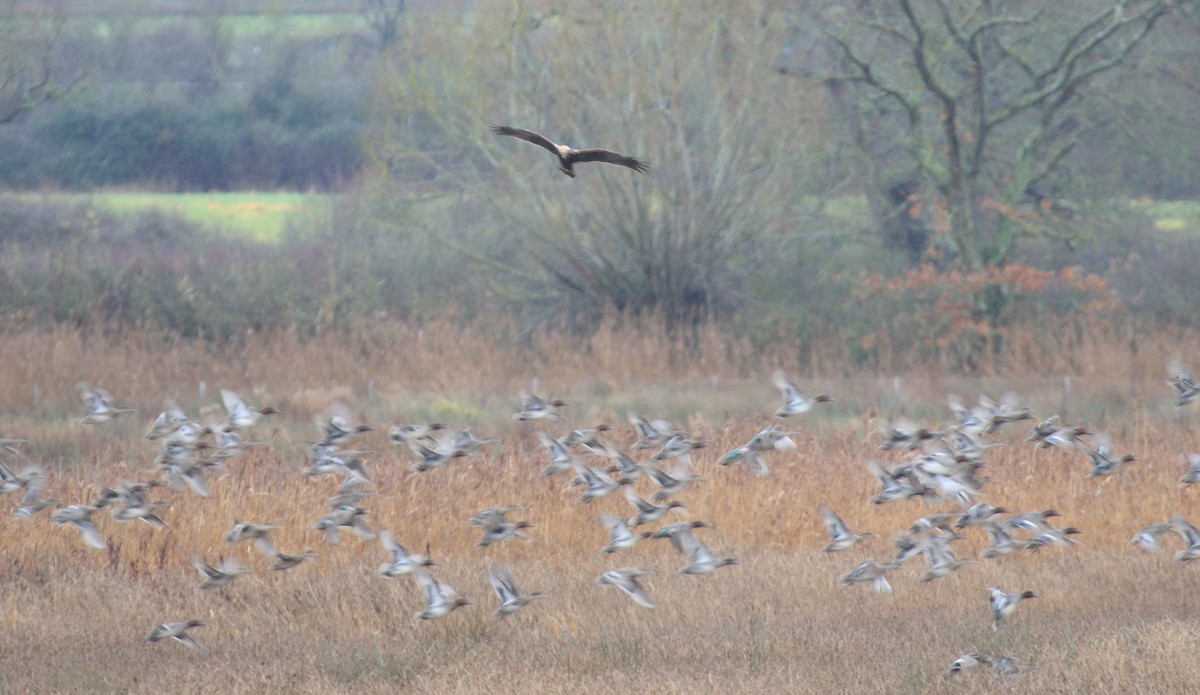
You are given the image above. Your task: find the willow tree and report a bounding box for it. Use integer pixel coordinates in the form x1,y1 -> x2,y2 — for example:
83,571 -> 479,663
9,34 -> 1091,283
365,1 -> 823,330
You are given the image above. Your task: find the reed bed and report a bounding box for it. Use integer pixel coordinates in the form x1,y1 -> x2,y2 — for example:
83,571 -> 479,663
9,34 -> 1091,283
2,324 -> 1200,692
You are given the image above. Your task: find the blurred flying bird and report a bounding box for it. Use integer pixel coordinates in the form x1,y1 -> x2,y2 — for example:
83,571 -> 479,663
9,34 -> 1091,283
491,125 -> 648,178
77,381 -> 136,425
819,506 -> 875,553
838,560 -> 895,594
191,556 -> 251,590
487,565 -> 548,619
596,568 -> 655,609
52,504 -> 105,549
1168,359 -> 1200,407
377,530 -> 434,577
1179,453 -> 1200,486
313,402 -> 374,447
772,371 -> 832,417
989,586 -> 1037,629
147,620 -> 206,649
270,550 -> 315,571
220,389 -> 281,431
1131,523 -> 1172,553
512,391 -> 570,422
412,568 -> 471,620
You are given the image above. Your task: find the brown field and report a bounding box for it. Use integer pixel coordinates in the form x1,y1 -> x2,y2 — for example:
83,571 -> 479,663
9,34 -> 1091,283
2,323 -> 1200,693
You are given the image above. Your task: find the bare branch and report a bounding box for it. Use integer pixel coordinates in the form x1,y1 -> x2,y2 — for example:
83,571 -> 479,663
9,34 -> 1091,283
989,2 -> 1171,129
0,7 -> 84,124
821,30 -> 921,118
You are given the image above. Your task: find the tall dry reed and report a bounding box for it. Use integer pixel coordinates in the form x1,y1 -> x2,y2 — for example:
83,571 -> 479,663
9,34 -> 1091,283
2,323 -> 1200,693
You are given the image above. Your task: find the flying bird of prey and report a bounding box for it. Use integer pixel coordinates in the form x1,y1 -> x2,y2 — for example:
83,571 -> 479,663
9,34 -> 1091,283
491,125 -> 648,178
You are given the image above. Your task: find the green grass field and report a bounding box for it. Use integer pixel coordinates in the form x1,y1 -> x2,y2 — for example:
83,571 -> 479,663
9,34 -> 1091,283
11,191 -> 1199,245
19,191 -> 326,242
96,192 -> 320,241
1132,199 -> 1200,234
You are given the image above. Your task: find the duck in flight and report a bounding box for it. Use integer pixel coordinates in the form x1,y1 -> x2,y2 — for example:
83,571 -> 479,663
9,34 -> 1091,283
491,125 -> 648,178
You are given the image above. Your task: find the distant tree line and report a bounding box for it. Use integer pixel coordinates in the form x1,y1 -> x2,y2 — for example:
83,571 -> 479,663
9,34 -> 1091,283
2,1 -> 1200,367
1,1 -> 1196,199
0,3 -> 377,190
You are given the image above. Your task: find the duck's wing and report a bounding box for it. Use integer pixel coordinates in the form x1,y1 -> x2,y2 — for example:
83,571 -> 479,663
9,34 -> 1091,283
745,451 -> 769,477
414,569 -> 445,607
487,566 -> 519,604
608,570 -> 655,608
380,530 -> 412,563
772,371 -> 801,404
820,507 -> 851,542
181,467 -> 210,499
192,557 -> 221,579
74,518 -> 106,549
1172,514 -> 1200,547
627,412 -> 656,439
600,514 -> 632,543
221,389 -> 250,420
623,487 -> 656,514
217,557 -> 248,576
315,402 -> 352,436
20,475 -> 46,506
519,390 -> 548,410
668,527 -> 702,555
688,539 -> 716,566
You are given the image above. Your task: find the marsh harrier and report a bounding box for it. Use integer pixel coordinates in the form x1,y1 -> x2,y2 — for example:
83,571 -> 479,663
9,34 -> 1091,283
491,125 -> 648,178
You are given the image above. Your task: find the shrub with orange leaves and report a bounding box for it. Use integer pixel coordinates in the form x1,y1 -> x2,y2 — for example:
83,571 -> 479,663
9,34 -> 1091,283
852,263 -> 1125,372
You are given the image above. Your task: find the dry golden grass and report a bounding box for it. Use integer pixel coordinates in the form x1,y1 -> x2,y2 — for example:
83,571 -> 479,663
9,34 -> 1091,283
3,323 -> 1200,693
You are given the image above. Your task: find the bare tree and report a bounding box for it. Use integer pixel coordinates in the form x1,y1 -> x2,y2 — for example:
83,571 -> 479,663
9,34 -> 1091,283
360,0 -> 406,52
785,0 -> 1176,276
0,1 -> 81,124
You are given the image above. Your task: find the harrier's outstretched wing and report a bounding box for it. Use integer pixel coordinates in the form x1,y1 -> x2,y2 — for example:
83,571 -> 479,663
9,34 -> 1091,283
571,148 -> 648,172
491,125 -> 561,157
